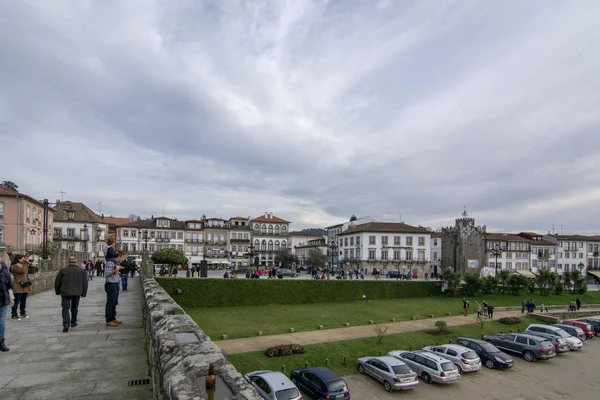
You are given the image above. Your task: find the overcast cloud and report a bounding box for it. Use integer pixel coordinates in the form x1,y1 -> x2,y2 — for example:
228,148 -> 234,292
1,0 -> 600,233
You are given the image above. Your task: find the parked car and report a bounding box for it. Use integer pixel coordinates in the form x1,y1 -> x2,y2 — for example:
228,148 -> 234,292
388,350 -> 460,384
290,367 -> 350,400
553,324 -> 587,341
276,268 -> 299,278
482,333 -> 555,362
244,370 -> 302,400
356,356 -> 419,392
422,344 -> 482,374
525,324 -> 583,350
521,331 -> 570,353
560,320 -> 596,339
579,318 -> 600,337
385,271 -> 407,279
454,337 -> 514,369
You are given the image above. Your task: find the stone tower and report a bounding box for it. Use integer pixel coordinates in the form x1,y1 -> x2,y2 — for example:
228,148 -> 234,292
441,207 -> 486,274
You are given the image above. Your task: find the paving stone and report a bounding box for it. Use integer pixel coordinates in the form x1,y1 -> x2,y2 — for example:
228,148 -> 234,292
21,382 -> 95,400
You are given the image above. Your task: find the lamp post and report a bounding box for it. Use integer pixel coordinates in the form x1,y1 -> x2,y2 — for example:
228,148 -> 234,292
95,227 -> 102,259
491,244 -> 502,278
355,244 -> 362,274
248,243 -> 255,267
328,240 -> 338,278
578,262 -> 584,272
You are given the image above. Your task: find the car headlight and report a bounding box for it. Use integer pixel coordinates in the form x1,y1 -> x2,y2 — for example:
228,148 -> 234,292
495,357 -> 506,363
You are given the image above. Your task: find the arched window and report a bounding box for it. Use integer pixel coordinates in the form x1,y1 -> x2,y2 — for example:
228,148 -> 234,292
275,225 -> 280,235
261,224 -> 266,234
268,240 -> 273,251
254,240 -> 260,250
207,233 -> 212,243
281,241 -> 287,249
261,240 -> 267,252
254,223 -> 260,232
282,225 -> 287,232
220,235 -> 225,243
268,225 -> 273,234
274,241 -> 280,251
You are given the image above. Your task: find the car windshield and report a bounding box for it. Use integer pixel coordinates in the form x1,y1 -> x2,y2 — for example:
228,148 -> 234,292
276,388 -> 301,400
556,338 -> 566,344
441,362 -> 455,371
327,379 -> 347,393
557,330 -> 570,338
480,342 -> 500,352
392,365 -> 412,375
462,351 -> 478,359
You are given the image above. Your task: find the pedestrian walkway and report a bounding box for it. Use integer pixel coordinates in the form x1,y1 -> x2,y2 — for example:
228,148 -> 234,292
215,308 -> 600,354
1,275 -> 152,400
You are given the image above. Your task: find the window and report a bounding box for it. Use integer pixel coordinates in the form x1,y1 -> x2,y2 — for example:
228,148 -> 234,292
0,227 -> 3,244
418,237 -> 425,246
382,236 -> 388,245
261,240 -> 266,251
565,253 -> 569,259
268,225 -> 273,234
26,205 -> 30,221
406,251 -> 413,261
579,242 -> 583,248
394,236 -> 401,245
170,231 -> 176,239
275,225 -> 280,235
393,250 -> 400,260
368,250 -> 376,260
274,241 -> 280,251
149,244 -> 155,252
268,241 -> 273,251
54,228 -> 61,237
433,239 -> 438,246
433,251 -> 438,260
381,250 -> 388,260
356,236 -> 360,245
281,241 -> 286,249
369,236 -> 376,245
123,229 -> 129,238
0,202 -> 4,219
506,252 -> 512,259
261,225 -> 266,234
506,262 -> 512,269
67,228 -> 75,238
406,236 -> 413,246
515,336 -> 528,344
418,250 -> 425,261
558,253 -> 562,258
344,238 -> 348,246
579,253 -> 583,259
350,237 -> 354,246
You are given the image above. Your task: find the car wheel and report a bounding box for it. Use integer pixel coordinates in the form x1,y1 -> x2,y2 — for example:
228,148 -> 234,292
485,359 -> 495,369
421,372 -> 432,384
523,351 -> 536,362
358,364 -> 365,374
596,331 -> 600,337
383,380 -> 393,392
455,364 -> 463,374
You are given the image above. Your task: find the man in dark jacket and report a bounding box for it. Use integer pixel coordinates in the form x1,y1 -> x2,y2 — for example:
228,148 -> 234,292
119,256 -> 131,291
55,256 -> 88,332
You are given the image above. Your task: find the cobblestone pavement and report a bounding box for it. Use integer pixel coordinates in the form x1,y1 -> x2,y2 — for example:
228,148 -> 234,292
1,275 -> 152,400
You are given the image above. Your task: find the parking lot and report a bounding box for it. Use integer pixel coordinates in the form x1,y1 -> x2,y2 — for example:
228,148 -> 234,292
344,337 -> 600,399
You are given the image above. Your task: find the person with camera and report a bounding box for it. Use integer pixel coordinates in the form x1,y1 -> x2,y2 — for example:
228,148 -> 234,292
10,254 -> 32,320
0,254 -> 14,351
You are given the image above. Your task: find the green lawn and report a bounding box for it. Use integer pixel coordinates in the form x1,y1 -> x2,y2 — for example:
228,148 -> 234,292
187,291 -> 600,340
227,317 -> 539,377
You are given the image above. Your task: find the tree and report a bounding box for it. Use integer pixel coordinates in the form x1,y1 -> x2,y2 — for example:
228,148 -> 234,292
305,249 -> 327,270
463,273 -> 482,297
441,268 -> 461,296
498,270 -> 511,295
274,248 -> 296,269
128,213 -> 140,221
567,270 -> 587,294
1,181 -> 18,191
151,248 -> 187,267
535,269 -> 555,296
32,242 -> 58,258
507,274 -> 530,296
481,276 -> 497,295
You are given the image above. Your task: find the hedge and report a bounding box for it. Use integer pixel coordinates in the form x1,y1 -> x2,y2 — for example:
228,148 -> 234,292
155,278 -> 442,308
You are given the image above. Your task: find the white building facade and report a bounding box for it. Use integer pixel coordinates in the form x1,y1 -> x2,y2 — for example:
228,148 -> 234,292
250,212 -> 290,267
53,201 -> 108,260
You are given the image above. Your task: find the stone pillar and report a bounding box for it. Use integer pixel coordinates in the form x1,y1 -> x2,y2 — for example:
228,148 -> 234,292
141,250 -> 153,277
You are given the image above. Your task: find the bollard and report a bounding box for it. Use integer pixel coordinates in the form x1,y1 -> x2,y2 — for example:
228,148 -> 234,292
409,346 -> 412,351
449,340 -> 453,344
509,330 -> 512,333
281,365 -> 286,374
305,362 -> 309,368
344,356 -> 347,366
378,351 -> 381,356
436,342 -> 439,346
517,328 -> 520,332
325,358 -> 329,367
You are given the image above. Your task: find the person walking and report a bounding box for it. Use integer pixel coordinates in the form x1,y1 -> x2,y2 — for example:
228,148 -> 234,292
476,301 -> 482,318
104,238 -> 124,327
55,256 -> 88,332
85,260 -> 93,281
483,301 -> 488,318
540,301 -> 546,313
10,254 -> 32,320
119,255 -> 131,291
462,298 -> 469,316
576,297 -> 581,310
1,255 -> 15,351
521,298 -> 527,313
488,304 -> 494,319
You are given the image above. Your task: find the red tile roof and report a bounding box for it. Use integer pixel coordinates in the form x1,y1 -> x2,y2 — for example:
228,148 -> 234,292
486,233 -> 532,242
251,214 -> 290,223
289,231 -> 319,237
337,222 -> 431,235
0,187 -> 50,208
103,217 -> 132,226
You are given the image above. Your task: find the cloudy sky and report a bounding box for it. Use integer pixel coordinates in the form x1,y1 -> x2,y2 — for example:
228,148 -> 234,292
1,0 -> 600,234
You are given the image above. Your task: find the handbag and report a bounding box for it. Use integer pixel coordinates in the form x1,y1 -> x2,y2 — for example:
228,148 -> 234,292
20,279 -> 32,288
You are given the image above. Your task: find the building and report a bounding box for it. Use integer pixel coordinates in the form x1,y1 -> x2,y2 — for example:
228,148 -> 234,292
551,234 -> 589,275
485,233 -> 534,277
325,215 -> 374,270
53,201 -> 108,260
441,209 -> 486,274
517,232 -> 557,273
184,219 -> 204,265
0,187 -> 56,256
201,217 -> 229,266
114,216 -> 185,255
250,212 -> 290,267
290,231 -> 321,254
337,221 -> 432,277
295,238 -> 328,267
430,232 -> 442,276
227,216 -> 251,269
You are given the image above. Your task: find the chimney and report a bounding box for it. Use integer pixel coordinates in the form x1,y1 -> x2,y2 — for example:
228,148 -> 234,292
101,213 -> 104,219
269,212 -> 273,219
265,212 -> 268,218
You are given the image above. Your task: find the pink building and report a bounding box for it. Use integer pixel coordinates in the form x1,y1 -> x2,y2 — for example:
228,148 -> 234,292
0,187 -> 55,257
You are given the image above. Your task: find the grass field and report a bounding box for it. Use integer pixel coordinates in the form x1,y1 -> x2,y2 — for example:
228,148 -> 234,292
227,316 -> 539,377
187,291 -> 600,340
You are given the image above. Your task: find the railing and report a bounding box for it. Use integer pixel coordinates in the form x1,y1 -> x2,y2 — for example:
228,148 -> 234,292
55,234 -> 89,241
156,237 -> 171,242
230,238 -> 250,242
185,238 -> 203,243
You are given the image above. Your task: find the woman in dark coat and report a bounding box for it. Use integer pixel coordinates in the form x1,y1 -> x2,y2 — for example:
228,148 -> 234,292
1,255 -> 15,351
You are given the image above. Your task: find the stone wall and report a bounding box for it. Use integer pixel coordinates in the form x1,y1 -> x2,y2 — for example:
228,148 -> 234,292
530,308 -> 600,324
29,249 -> 88,295
142,278 -> 262,400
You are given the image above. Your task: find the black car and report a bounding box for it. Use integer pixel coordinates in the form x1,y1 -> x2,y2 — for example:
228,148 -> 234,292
580,319 -> 600,337
455,337 -> 514,369
290,367 -> 350,400
386,271 -> 408,279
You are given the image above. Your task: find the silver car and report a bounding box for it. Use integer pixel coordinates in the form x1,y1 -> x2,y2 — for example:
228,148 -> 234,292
357,356 -> 419,392
525,324 -> 583,350
422,344 -> 482,374
553,324 -> 586,341
482,333 -> 555,362
388,350 -> 460,384
244,370 -> 302,400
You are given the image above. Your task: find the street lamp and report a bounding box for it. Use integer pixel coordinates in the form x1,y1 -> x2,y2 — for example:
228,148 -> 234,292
328,240 -> 338,277
578,262 -> 584,272
138,229 -> 149,250
248,243 -> 255,267
355,244 -> 362,273
491,244 -> 502,278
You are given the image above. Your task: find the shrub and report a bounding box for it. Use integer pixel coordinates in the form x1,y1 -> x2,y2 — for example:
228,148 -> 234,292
156,278 -> 442,308
435,320 -> 448,332
373,325 -> 388,344
498,317 -> 521,325
264,343 -> 305,358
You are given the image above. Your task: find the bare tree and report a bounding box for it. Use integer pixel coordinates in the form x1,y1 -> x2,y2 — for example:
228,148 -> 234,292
373,325 -> 388,344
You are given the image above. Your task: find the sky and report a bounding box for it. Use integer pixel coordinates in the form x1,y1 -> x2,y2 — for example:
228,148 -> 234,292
1,0 -> 600,234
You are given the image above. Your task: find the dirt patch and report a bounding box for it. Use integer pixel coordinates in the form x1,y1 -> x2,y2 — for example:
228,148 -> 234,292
424,329 -> 452,336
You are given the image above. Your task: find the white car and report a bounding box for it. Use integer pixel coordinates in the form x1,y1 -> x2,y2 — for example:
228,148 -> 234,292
388,350 -> 460,384
243,370 -> 302,400
525,324 -> 583,350
422,344 -> 482,374
357,356 -> 419,392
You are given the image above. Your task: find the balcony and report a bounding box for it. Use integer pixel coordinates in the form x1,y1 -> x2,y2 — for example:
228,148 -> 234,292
185,238 -> 203,243
155,237 -> 171,242
230,238 -> 250,242
55,234 -> 89,241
